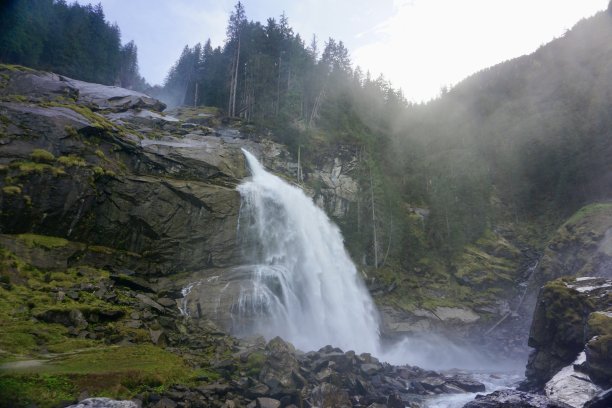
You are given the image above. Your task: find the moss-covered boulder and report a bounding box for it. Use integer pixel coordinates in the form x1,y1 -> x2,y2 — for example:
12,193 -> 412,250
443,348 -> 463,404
522,277 -> 612,390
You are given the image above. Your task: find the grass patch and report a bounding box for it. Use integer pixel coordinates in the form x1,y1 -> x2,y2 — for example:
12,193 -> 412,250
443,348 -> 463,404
17,234 -> 68,250
2,185 -> 21,195
0,374 -> 75,408
12,161 -> 65,176
30,149 -> 55,163
0,64 -> 36,73
564,203 -> 612,227
0,345 -> 193,407
57,155 -> 86,167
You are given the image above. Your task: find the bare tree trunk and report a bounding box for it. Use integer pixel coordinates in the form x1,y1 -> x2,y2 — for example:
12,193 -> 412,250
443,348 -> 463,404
369,164 -> 378,268
381,220 -> 392,267
276,56 -> 281,116
228,55 -> 235,115
194,82 -> 198,107
309,88 -> 325,128
445,207 -> 451,239
229,37 -> 241,117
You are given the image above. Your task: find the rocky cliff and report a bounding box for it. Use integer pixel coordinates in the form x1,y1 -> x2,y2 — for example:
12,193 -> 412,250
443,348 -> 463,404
3,66 -> 485,407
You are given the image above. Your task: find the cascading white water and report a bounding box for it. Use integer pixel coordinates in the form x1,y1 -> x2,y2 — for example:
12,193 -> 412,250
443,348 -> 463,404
237,149 -> 381,354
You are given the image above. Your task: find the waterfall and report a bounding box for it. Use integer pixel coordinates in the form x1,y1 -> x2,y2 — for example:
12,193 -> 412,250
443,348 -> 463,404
236,149 -> 381,354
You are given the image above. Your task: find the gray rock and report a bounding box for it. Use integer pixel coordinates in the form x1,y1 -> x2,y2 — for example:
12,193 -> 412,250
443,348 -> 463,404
125,320 -> 142,329
360,363 -> 383,376
584,388 -> 612,408
63,77 -> 165,112
463,389 -> 573,408
446,376 -> 486,392
255,397 -> 280,408
387,393 -> 404,408
136,294 -> 165,313
311,383 -> 351,408
66,398 -> 138,408
259,337 -> 303,394
149,329 -> 166,345
151,397 -> 176,408
157,297 -> 177,308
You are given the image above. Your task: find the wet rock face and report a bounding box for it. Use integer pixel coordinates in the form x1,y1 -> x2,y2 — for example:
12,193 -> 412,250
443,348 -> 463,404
521,277 -> 612,391
0,66 -> 247,275
463,389 -> 573,408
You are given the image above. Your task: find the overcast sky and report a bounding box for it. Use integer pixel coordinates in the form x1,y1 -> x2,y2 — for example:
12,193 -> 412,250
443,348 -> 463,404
81,0 -> 608,102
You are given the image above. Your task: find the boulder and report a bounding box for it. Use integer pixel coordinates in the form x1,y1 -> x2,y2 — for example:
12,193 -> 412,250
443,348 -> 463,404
522,279 -> 595,390
310,383 -> 351,408
446,376 -> 486,393
255,397 -> 280,408
63,77 -> 166,112
584,388 -> 612,408
545,352 -> 602,408
463,389 -> 573,408
586,335 -> 612,387
66,398 -> 138,408
259,337 -> 302,395
136,294 -> 165,313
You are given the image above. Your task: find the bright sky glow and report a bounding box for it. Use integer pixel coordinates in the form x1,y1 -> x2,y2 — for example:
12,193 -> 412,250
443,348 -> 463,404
80,0 -> 608,102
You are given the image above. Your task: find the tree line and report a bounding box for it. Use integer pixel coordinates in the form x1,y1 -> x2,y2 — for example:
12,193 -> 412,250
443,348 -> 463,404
0,0 -> 146,89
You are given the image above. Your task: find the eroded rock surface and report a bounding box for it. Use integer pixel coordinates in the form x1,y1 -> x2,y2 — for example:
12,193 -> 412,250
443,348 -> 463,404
521,277 -> 612,392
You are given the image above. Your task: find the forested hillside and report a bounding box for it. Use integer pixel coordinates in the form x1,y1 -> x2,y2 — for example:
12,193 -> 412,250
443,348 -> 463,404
160,3 -> 612,266
0,0 -> 146,89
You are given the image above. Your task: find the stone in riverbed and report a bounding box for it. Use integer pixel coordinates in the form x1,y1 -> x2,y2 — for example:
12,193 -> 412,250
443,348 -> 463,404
584,388 -> 612,408
545,352 -> 602,408
446,376 -> 486,392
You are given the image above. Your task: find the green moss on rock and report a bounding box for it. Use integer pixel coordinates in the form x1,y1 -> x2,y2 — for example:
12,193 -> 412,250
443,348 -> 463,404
17,234 -> 69,250
30,149 -> 55,163
2,186 -> 22,195
587,311 -> 612,338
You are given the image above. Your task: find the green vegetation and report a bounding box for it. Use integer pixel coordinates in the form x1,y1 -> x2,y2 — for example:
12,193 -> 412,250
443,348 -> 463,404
564,203 -> 612,226
0,346 -> 191,407
2,186 -> 21,195
30,149 -> 55,162
245,351 -> 266,377
0,243 -> 208,407
57,155 -> 86,167
588,312 -> 612,338
17,234 -> 68,250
